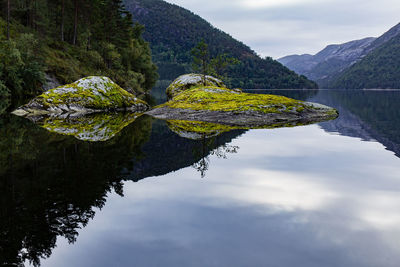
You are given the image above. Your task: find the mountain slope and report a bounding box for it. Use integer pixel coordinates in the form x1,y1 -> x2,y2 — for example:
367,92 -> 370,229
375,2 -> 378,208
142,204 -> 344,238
278,23 -> 400,88
329,33 -> 400,89
123,0 -> 317,89
278,37 -> 376,84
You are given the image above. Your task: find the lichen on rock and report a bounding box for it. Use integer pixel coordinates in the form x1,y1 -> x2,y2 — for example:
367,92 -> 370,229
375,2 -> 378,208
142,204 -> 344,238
166,73 -> 226,99
12,76 -> 149,116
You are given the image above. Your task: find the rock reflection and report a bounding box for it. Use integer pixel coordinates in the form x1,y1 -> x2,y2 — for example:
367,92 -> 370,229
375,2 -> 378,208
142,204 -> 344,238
20,112 -> 143,142
166,120 -> 241,140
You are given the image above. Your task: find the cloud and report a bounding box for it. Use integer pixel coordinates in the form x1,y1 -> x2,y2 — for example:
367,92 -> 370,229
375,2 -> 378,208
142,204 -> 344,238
235,0 -> 323,9
164,0 -> 400,58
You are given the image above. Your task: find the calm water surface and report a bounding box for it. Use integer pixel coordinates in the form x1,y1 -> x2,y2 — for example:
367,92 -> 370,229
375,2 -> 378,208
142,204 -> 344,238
1,90 -> 400,266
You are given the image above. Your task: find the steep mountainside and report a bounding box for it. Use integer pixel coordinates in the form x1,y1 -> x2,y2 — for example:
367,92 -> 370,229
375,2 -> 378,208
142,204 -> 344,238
123,0 -> 317,89
278,37 -> 376,84
278,22 -> 400,87
329,33 -> 400,89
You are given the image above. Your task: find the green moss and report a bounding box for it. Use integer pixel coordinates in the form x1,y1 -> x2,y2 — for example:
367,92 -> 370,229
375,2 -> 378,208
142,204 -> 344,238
40,112 -> 141,142
160,86 -> 308,114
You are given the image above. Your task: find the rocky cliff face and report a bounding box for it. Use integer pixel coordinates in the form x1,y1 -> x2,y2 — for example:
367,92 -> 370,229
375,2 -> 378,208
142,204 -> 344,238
278,23 -> 400,86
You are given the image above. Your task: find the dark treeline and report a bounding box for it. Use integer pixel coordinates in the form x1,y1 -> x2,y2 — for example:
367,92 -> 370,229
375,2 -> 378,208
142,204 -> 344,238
0,0 -> 158,109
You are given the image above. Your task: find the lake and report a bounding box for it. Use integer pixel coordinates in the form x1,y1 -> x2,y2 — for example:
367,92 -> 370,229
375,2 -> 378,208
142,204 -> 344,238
1,90 -> 400,267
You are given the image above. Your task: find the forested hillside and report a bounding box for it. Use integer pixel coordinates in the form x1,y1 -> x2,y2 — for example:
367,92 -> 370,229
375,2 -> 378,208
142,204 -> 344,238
329,34 -> 400,89
124,0 -> 317,89
0,0 -> 158,110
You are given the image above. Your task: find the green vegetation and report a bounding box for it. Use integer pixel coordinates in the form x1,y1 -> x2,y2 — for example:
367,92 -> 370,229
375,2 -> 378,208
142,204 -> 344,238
329,34 -> 400,89
0,0 -> 158,110
124,0 -> 318,89
161,86 -> 309,114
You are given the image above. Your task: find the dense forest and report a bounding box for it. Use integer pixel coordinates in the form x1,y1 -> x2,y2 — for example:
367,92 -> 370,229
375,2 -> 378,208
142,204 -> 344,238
0,0 -> 158,110
329,34 -> 400,89
123,0 -> 318,89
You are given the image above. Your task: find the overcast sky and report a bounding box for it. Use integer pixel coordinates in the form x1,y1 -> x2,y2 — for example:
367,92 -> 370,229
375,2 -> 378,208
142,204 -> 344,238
164,0 -> 400,59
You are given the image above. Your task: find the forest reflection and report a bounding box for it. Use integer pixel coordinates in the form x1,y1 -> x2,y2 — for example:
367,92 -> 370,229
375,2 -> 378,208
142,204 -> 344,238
0,114 -> 244,266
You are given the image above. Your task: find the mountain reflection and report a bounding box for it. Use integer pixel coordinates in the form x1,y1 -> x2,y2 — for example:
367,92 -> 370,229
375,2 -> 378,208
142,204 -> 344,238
310,90 -> 400,157
255,89 -> 400,158
3,89 -> 400,266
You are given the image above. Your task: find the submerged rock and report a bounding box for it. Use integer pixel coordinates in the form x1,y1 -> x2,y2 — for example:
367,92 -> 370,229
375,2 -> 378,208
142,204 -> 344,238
12,76 -> 149,117
166,73 -> 226,99
147,76 -> 339,127
32,112 -> 141,142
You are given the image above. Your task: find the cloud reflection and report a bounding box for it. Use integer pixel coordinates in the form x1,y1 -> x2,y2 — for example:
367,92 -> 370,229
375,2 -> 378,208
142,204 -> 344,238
37,125 -> 400,267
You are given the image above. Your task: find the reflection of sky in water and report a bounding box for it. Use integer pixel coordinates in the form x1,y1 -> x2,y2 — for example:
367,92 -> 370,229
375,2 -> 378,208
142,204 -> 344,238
37,125 -> 400,267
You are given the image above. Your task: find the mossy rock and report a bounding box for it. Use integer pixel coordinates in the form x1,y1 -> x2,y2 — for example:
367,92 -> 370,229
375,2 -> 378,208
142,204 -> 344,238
12,76 -> 149,116
35,112 -> 141,142
148,85 -> 339,127
166,73 -> 226,99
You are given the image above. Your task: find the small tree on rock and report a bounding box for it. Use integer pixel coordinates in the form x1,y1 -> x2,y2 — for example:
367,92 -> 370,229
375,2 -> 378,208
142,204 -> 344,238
192,40 -> 239,86
191,39 -> 209,85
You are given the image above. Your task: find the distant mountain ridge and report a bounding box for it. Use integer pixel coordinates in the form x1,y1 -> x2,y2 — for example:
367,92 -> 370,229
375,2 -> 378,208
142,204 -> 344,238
278,23 -> 400,88
329,33 -> 400,89
278,37 -> 376,85
123,0 -> 318,89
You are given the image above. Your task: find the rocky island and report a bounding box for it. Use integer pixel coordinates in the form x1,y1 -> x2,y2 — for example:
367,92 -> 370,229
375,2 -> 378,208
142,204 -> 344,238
12,76 -> 149,118
12,74 -> 338,141
146,74 -> 339,128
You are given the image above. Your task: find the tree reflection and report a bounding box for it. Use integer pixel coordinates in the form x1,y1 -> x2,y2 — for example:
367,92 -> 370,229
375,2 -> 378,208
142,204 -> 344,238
0,115 -> 245,266
192,135 -> 239,178
0,114 -> 152,266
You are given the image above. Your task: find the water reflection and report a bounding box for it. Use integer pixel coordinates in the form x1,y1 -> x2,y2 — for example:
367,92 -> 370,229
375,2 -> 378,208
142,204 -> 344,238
0,114 -> 245,266
2,89 -> 400,266
0,114 -> 153,266
311,90 -> 400,157
251,89 -> 400,158
36,126 -> 400,267
26,113 -> 143,142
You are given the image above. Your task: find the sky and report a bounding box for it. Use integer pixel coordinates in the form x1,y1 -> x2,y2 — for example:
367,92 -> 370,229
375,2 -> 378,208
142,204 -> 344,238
164,0 -> 400,59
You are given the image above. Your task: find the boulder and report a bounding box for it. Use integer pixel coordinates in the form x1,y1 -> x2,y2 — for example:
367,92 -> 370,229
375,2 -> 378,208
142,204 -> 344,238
12,76 -> 149,117
166,73 -> 225,99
